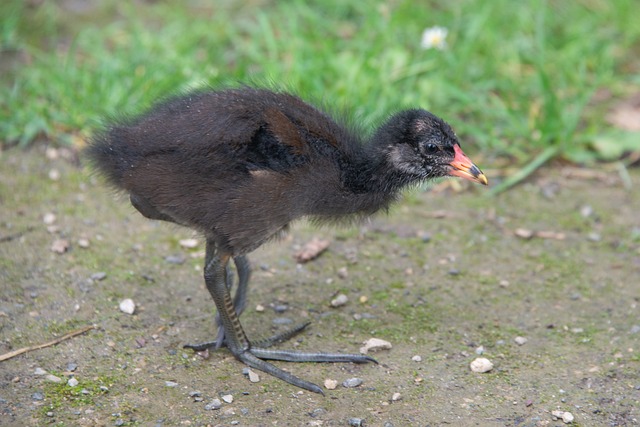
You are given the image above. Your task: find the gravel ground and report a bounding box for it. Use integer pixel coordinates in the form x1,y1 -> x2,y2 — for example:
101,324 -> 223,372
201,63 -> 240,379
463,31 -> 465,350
1,147 -> 639,426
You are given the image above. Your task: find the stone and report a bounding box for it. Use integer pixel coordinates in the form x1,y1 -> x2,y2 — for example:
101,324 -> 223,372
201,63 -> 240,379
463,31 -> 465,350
119,298 -> 136,314
360,337 -> 392,354
470,357 -> 493,373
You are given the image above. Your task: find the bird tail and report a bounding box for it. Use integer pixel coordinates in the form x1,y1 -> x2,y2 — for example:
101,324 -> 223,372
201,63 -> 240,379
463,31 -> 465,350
84,125 -> 136,190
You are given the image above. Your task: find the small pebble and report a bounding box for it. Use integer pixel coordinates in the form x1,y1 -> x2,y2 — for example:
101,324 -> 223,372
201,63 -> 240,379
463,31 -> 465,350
562,412 -> 575,423
48,169 -> 60,181
348,418 -> 364,426
77,238 -> 90,248
337,267 -> 348,279
164,255 -> 185,264
51,239 -> 70,254
204,399 -> 222,410
46,374 -> 62,383
119,299 -> 136,314
34,367 -> 47,375
391,392 -> 402,402
46,411 -> 55,417
630,325 -> 640,334
179,238 -> 199,248
100,386 -> 109,392
32,392 -> 44,401
342,378 -> 363,388
68,378 -> 79,387
67,363 -> 78,372
43,213 -> 56,225
324,379 -> 338,390
222,394 -> 234,403
515,228 -> 534,239
272,317 -> 293,325
247,369 -> 260,383
514,336 -> 528,345
255,304 -> 265,312
165,381 -> 178,387
359,295 -> 368,304
475,346 -> 485,355
580,205 -> 593,218
91,272 -> 107,281
587,232 -> 601,242
45,147 -> 59,159
470,357 -> 493,373
330,293 -> 348,307
360,337 -> 392,354
273,304 -> 288,313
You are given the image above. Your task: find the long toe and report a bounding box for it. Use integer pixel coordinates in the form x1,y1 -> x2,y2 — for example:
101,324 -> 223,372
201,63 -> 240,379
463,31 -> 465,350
183,341 -> 218,352
251,321 -> 311,348
251,348 -> 377,364
238,349 -> 325,395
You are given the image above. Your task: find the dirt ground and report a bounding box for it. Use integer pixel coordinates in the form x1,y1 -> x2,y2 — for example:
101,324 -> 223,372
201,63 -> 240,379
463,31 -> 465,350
1,147 -> 639,426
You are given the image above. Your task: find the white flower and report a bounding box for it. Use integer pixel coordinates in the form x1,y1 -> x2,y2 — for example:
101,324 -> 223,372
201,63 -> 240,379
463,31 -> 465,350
421,26 -> 448,50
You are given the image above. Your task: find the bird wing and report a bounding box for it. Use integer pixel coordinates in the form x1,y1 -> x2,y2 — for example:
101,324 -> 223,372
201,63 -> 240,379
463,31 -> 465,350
243,107 -> 312,173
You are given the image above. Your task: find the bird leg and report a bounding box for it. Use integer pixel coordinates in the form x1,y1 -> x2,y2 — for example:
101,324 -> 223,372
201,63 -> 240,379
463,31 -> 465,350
186,239 -> 376,394
184,255 -> 251,351
213,255 -> 250,348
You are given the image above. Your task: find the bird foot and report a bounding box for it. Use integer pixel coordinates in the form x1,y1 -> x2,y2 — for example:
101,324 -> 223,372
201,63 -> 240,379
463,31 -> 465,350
183,321 -> 312,352
184,321 -> 377,394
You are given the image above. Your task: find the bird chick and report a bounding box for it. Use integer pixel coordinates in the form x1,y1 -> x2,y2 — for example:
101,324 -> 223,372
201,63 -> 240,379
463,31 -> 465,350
86,87 -> 487,394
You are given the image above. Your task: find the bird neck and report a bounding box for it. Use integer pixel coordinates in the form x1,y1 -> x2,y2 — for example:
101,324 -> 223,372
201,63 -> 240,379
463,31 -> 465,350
341,141 -> 417,210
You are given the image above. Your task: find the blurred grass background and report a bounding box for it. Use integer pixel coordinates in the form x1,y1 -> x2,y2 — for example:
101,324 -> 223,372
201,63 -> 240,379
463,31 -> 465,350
1,0 -> 639,190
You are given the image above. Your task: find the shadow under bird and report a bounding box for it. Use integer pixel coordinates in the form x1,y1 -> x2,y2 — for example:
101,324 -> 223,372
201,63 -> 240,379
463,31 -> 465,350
86,87 -> 487,394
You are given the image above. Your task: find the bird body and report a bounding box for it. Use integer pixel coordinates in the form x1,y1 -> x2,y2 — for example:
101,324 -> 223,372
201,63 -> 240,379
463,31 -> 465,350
87,87 -> 487,393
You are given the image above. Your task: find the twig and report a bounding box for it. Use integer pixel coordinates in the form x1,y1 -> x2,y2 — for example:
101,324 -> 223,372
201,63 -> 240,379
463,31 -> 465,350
417,210 -> 457,219
0,226 -> 35,243
0,325 -> 96,362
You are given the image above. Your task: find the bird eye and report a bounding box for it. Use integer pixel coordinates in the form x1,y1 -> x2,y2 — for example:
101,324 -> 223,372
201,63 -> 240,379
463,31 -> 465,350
425,143 -> 439,154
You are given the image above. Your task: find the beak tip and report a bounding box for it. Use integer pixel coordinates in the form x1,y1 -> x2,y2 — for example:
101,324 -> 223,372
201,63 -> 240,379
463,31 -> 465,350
478,174 -> 488,186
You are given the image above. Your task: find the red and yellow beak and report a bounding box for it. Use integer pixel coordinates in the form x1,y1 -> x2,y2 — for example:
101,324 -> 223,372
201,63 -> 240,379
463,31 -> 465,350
448,144 -> 488,185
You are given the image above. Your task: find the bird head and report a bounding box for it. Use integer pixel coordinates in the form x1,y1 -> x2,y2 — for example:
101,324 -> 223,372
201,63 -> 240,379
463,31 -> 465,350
382,109 -> 488,186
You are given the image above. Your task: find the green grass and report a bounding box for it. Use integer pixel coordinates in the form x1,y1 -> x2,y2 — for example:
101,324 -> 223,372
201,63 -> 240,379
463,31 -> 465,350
1,0 -> 639,189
